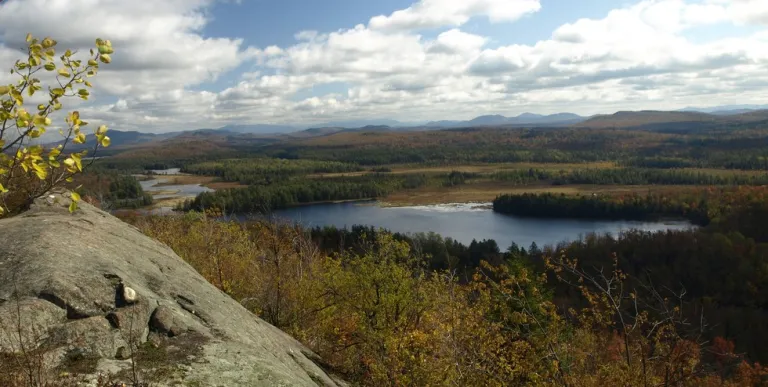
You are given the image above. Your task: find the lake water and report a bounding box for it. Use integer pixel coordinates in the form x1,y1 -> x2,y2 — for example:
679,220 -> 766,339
138,177 -> 214,199
272,202 -> 694,248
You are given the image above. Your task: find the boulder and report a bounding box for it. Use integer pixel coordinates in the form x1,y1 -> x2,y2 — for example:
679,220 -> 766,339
0,192 -> 345,386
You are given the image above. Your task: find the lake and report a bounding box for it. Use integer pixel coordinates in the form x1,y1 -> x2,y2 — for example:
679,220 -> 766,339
272,201 -> 694,248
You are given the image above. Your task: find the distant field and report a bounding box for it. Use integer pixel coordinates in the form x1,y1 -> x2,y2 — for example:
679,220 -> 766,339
148,174 -> 247,190
310,162 -> 618,178
381,183 -> 696,206
679,168 -> 768,177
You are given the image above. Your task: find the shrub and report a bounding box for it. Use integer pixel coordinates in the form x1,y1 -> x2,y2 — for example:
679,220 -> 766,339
0,34 -> 114,216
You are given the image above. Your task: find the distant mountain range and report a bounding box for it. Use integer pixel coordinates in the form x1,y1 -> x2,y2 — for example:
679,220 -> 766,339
219,113 -> 591,135
43,105 -> 768,151
210,106 -> 768,134
679,104 -> 768,115
575,109 -> 768,130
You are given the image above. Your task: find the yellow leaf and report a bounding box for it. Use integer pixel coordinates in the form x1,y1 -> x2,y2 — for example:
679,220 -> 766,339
33,115 -> 48,127
96,125 -> 108,135
44,62 -> 55,71
32,163 -> 47,179
71,192 -> 81,202
26,33 -> 33,43
88,59 -> 98,66
73,133 -> 87,144
41,38 -> 56,49
69,201 -> 77,213
58,68 -> 71,77
0,86 -> 9,95
100,136 -> 111,147
51,88 -> 64,96
99,54 -> 111,64
0,183 -> 7,193
72,154 -> 83,171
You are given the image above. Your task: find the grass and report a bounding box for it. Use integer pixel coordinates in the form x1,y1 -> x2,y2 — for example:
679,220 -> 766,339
136,163 -> 767,209
381,183 -> 698,206
309,162 -> 618,178
144,174 -> 247,190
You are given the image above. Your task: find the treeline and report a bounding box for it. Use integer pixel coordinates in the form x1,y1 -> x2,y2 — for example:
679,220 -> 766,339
127,208 -> 768,385
181,174 -> 432,213
309,225 -> 511,277
248,126 -> 768,170
269,146 -> 615,166
546,228 -> 768,363
182,158 -> 364,185
106,175 -> 154,209
493,186 -> 768,225
492,167 -> 768,186
182,171 -> 488,213
309,190 -> 768,363
74,173 -> 153,209
493,192 -> 709,224
624,154 -> 768,170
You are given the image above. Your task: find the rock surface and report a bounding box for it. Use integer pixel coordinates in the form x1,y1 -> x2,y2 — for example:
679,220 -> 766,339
0,192 -> 345,386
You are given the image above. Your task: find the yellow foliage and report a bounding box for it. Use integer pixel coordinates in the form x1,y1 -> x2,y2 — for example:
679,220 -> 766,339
129,215 -> 768,387
0,33 -> 113,216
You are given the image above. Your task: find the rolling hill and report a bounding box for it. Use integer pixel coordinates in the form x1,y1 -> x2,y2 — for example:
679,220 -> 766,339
426,112 -> 586,128
574,110 -> 768,130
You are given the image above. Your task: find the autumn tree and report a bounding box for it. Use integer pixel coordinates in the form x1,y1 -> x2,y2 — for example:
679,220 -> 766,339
0,34 -> 113,216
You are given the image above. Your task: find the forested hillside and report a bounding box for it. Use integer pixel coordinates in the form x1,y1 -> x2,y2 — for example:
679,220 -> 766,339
88,116 -> 768,386
125,186 -> 768,385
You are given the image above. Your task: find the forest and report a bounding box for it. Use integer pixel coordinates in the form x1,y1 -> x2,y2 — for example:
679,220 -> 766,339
178,165 -> 768,214
121,184 -> 768,385
71,173 -> 153,209
492,191 -> 710,224
81,121 -> 768,386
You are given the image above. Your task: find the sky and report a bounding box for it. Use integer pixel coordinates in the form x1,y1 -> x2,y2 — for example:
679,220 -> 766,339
0,0 -> 767,133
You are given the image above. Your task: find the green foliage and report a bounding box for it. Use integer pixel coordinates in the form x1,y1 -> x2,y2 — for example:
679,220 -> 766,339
72,172 -> 153,209
0,34 -> 113,216
493,167 -> 768,186
182,158 -> 364,185
127,213 -> 768,386
493,191 -> 710,224
180,173 -> 434,213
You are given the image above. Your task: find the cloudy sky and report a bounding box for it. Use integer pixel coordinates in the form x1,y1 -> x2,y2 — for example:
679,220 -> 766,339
0,0 -> 767,133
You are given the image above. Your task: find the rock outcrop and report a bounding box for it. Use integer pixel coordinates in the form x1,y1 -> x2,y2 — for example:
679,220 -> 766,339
0,192 -> 345,386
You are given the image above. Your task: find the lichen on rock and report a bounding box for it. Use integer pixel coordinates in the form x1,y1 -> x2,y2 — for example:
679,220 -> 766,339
0,199 -> 345,386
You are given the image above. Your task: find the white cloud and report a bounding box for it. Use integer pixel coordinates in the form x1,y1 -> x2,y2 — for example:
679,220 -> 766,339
1,0 -> 767,133
369,0 -> 541,31
0,0 -> 255,132
427,29 -> 488,55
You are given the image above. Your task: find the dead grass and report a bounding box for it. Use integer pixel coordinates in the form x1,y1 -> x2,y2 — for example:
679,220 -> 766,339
381,182 -> 698,206
310,162 -> 617,178
679,168 -> 768,177
140,174 -> 248,190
